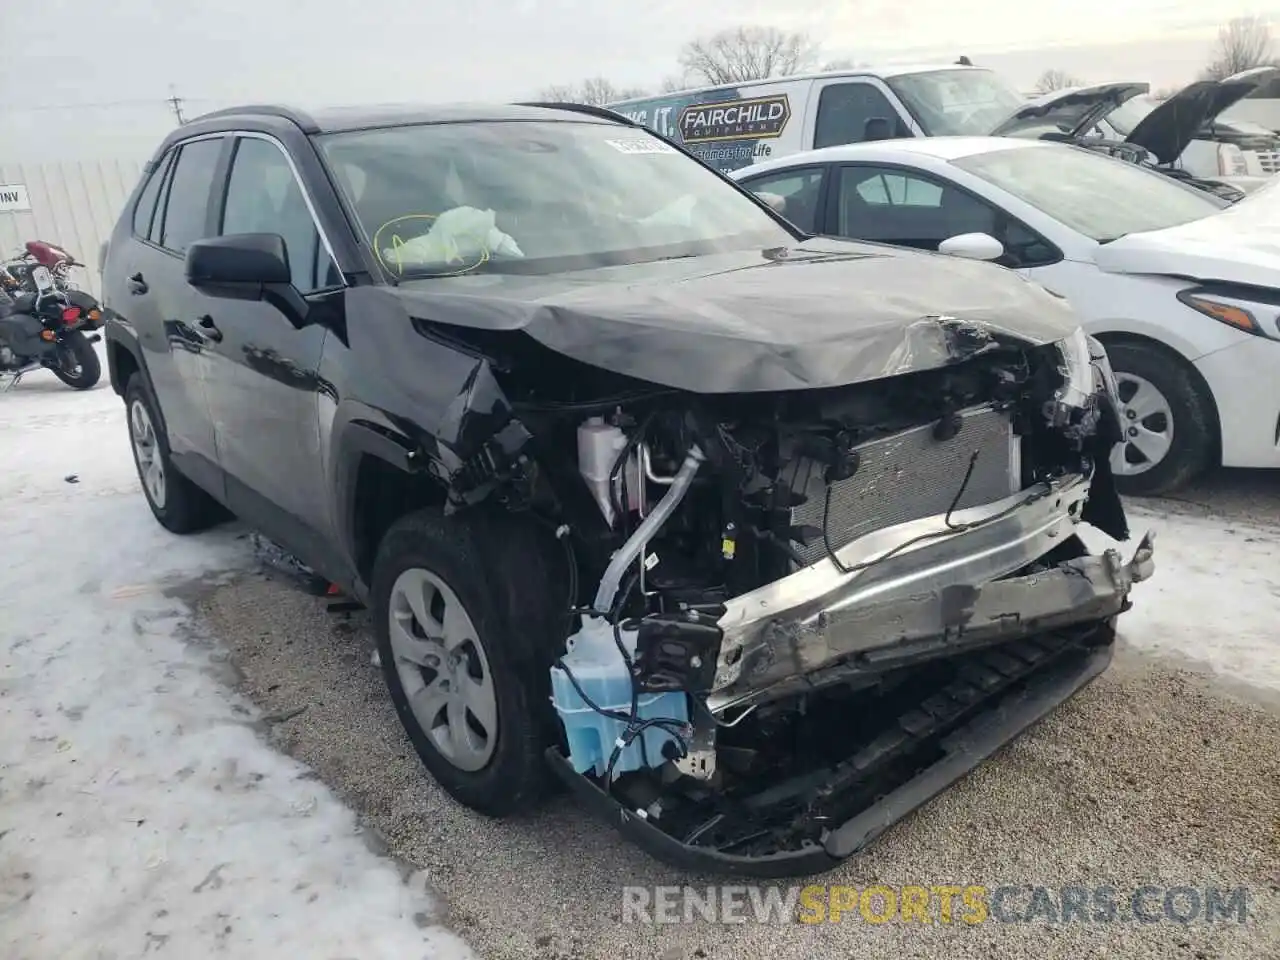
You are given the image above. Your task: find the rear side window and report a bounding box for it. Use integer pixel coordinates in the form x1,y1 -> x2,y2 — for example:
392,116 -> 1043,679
131,152 -> 173,239
814,83 -> 909,149
158,138 -> 225,254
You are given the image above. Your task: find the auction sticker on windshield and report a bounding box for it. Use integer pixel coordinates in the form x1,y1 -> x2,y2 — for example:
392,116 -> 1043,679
605,138 -> 679,155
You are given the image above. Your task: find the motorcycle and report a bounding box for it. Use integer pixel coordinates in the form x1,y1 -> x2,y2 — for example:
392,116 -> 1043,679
0,261 -> 102,391
1,240 -> 107,330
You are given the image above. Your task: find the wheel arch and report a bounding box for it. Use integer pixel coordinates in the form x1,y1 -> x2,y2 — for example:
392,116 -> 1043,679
106,328 -> 172,438
332,419 -> 449,592
1094,330 -> 1224,463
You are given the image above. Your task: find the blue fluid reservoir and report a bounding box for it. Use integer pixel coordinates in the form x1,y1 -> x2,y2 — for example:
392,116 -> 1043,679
550,617 -> 689,777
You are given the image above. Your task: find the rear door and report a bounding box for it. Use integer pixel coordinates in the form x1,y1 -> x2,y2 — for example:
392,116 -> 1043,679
105,136 -> 228,496
195,133 -> 343,572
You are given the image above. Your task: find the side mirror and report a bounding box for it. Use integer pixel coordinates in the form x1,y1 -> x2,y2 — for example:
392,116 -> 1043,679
938,232 -> 1005,262
864,117 -> 894,142
186,233 -> 291,296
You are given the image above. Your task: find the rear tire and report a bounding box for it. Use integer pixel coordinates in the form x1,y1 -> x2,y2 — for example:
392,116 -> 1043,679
49,331 -> 101,390
371,508 -> 566,816
1103,340 -> 1215,497
124,374 -> 226,534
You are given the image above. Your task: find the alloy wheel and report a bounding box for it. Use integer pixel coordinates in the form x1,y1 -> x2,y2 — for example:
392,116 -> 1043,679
1110,372 -> 1174,478
129,399 -> 167,509
388,567 -> 498,772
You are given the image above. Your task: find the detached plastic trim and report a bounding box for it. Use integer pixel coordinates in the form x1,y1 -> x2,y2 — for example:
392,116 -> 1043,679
547,642 -> 1113,877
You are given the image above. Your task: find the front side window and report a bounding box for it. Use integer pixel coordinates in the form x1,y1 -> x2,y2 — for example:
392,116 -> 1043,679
739,168 -> 824,233
158,138 -> 224,254
221,137 -> 338,293
953,144 -> 1226,242
317,120 -> 793,279
886,68 -> 1025,136
814,83 -> 909,149
834,165 -> 1058,267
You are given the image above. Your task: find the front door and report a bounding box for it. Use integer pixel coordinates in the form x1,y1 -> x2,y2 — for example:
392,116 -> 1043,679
195,134 -> 346,573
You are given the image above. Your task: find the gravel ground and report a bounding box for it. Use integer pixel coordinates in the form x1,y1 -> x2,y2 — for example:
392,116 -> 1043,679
195,472 -> 1280,960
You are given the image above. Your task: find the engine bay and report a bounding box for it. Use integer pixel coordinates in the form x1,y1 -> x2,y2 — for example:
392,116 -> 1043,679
431,319 -> 1144,867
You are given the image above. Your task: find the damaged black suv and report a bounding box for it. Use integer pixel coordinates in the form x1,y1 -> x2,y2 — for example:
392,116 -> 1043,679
101,102 -> 1155,876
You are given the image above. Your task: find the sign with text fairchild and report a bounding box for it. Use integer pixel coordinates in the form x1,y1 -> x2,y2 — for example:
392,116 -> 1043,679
0,184 -> 31,213
612,88 -> 794,173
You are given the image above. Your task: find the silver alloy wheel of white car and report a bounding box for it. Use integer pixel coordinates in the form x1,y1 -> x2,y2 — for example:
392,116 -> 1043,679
388,566 -> 498,773
1110,371 -> 1175,477
129,399 -> 167,509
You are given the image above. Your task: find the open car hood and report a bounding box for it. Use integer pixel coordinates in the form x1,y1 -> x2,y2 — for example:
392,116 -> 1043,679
1124,68 -> 1279,162
1094,173 -> 1280,286
377,238 -> 1081,394
989,82 -> 1149,139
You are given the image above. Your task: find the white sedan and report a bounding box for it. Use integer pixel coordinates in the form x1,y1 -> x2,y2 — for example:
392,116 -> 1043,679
731,137 -> 1280,495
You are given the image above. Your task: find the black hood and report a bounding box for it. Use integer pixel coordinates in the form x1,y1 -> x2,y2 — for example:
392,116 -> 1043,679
377,237 -> 1080,394
1127,68 -> 1280,161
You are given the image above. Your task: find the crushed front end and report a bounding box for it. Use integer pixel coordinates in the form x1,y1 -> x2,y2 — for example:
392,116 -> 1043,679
458,320 -> 1155,876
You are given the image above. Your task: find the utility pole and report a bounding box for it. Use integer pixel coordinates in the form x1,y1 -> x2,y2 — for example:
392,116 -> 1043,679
166,86 -> 186,125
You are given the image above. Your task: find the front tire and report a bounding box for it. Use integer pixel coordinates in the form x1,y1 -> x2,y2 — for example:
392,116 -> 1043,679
49,331 -> 101,390
371,508 -> 565,816
1104,340 -> 1216,497
124,374 -> 226,534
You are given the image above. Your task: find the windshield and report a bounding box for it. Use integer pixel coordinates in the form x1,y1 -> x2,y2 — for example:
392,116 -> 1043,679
1106,95 -> 1158,137
317,120 -> 791,279
953,144 -> 1227,242
886,68 -> 1025,136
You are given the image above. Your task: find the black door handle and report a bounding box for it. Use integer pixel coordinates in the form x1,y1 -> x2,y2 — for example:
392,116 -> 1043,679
127,272 -> 148,295
197,314 -> 223,342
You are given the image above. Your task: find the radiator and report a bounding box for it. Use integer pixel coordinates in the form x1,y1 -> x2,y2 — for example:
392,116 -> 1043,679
786,404 -> 1021,567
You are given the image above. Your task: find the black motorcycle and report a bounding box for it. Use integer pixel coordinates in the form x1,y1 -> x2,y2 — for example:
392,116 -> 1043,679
0,262 -> 102,391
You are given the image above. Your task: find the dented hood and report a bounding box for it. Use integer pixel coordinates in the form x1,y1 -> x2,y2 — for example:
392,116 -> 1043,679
385,237 -> 1080,393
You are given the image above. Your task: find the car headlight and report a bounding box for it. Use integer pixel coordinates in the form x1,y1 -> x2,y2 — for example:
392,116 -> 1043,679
1058,326 -> 1094,405
1043,326 -> 1098,427
1177,287 -> 1280,341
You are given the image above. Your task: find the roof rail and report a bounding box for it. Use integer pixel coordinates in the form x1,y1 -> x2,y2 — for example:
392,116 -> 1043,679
186,104 -> 320,133
514,101 -> 636,125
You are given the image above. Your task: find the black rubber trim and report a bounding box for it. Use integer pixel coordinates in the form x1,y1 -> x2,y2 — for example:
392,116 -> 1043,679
546,641 -> 1113,877
545,747 -> 841,878
822,642 -> 1113,859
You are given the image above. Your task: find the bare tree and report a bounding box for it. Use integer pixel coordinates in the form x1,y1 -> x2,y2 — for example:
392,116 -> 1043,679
658,73 -> 693,94
821,57 -> 857,72
537,77 -> 648,105
678,26 -> 819,85
1203,15 -> 1275,80
1035,68 -> 1086,93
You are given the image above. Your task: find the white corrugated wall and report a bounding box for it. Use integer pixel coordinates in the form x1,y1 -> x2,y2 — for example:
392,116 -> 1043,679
0,158 -> 147,299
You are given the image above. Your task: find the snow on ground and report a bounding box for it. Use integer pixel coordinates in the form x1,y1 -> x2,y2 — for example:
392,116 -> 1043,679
1084,507 -> 1280,695
1,357 -> 1276,959
0,363 -> 473,960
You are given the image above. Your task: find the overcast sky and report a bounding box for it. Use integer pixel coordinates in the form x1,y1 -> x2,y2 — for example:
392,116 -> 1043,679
2,0 -> 1277,160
